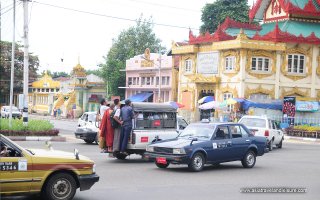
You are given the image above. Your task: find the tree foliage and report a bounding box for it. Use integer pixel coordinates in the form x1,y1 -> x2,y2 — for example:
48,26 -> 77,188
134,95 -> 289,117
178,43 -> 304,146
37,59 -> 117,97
85,69 -> 102,77
40,70 -> 70,78
0,41 -> 39,96
100,16 -> 164,99
200,0 -> 250,34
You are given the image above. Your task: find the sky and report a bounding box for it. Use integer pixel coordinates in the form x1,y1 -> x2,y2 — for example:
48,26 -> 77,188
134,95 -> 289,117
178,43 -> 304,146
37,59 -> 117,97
1,0 -> 255,73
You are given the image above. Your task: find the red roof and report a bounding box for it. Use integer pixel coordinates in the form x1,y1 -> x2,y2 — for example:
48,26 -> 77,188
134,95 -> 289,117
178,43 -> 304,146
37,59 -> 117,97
221,17 -> 261,31
189,25 -> 235,45
249,0 -> 320,22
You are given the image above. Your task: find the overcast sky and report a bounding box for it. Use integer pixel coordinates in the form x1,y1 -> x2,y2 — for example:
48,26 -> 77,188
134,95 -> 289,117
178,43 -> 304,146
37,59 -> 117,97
1,0 -> 255,73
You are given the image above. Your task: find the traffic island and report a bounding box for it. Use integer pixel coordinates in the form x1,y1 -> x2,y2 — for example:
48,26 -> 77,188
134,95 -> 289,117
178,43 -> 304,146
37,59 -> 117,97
0,118 -> 66,142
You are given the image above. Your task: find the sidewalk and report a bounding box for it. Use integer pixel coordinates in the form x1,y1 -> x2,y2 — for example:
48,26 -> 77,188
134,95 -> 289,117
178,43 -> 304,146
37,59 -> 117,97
284,135 -> 320,144
29,113 -> 78,121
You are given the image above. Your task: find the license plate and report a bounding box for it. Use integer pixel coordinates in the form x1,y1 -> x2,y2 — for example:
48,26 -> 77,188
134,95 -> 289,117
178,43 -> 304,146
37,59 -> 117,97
156,157 -> 167,164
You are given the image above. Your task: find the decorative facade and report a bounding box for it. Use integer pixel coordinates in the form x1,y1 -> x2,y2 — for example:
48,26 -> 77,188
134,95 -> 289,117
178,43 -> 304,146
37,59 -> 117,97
124,48 -> 178,102
172,0 -> 320,122
29,63 -> 106,116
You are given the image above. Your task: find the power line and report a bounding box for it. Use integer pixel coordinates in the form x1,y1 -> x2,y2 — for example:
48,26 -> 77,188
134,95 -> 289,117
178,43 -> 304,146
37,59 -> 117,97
32,1 -> 199,30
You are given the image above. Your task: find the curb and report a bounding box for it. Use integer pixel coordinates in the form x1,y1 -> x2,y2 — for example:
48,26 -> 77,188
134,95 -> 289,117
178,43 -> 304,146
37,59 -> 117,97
7,136 -> 66,142
284,135 -> 320,143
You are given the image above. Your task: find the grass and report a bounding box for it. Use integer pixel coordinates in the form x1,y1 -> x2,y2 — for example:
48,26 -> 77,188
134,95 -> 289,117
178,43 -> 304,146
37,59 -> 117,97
0,118 -> 54,131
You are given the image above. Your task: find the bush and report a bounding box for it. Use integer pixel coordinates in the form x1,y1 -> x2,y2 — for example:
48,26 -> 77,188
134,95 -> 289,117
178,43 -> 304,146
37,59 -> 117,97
0,118 -> 59,136
293,125 -> 320,132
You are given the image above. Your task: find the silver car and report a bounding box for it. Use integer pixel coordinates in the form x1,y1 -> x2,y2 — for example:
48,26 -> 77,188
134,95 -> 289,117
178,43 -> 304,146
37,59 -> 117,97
0,106 -> 22,119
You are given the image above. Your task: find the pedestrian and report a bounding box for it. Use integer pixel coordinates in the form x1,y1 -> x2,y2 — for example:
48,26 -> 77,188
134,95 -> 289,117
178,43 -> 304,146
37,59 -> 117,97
98,99 -> 109,122
119,99 -> 134,155
57,108 -> 61,119
112,99 -> 122,153
72,104 -> 76,120
53,107 -> 57,119
99,104 -> 115,153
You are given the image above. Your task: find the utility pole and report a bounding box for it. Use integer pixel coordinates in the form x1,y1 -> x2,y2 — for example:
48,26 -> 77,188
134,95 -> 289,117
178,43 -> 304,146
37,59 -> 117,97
9,0 -> 16,128
22,0 -> 29,126
158,46 -> 162,103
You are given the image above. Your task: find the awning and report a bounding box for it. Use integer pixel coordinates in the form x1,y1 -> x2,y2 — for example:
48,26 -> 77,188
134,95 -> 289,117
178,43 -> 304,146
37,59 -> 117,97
128,93 -> 153,102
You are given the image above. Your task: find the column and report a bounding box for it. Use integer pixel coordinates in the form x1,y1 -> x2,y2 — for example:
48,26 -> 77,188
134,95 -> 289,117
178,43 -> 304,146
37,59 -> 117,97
239,49 -> 246,98
311,45 -> 318,98
275,51 -> 282,99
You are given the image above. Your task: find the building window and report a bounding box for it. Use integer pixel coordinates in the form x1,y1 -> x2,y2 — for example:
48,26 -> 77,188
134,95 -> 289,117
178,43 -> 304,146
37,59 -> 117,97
141,77 -> 145,85
151,77 -> 154,85
288,54 -> 305,74
225,56 -> 235,71
162,77 -> 166,85
166,77 -> 170,85
128,77 -> 132,85
185,60 -> 192,72
223,92 -> 233,112
156,77 -> 159,85
251,57 -> 270,72
146,77 -> 151,85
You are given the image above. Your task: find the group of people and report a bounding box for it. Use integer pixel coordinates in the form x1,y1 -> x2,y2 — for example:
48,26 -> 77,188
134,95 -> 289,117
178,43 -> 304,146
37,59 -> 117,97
53,107 -> 62,119
98,98 -> 134,156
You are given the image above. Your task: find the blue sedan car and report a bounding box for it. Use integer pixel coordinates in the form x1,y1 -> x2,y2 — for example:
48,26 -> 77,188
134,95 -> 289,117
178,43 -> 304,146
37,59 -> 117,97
144,122 -> 267,172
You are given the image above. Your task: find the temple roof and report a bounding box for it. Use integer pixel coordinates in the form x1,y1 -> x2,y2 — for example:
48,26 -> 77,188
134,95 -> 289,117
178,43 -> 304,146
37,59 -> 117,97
250,0 -> 320,21
72,63 -> 86,78
32,72 -> 60,89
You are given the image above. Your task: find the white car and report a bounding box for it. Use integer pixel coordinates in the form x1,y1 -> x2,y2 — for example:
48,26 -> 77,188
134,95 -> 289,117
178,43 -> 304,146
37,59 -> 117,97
238,115 -> 284,151
75,112 -> 99,144
0,106 -> 22,119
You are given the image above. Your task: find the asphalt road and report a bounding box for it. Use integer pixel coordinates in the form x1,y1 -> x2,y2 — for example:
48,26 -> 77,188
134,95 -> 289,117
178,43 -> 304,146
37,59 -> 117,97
2,139 -> 320,200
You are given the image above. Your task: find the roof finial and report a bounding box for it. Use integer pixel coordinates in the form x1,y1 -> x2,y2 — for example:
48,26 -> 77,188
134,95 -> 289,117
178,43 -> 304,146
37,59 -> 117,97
78,53 -> 80,64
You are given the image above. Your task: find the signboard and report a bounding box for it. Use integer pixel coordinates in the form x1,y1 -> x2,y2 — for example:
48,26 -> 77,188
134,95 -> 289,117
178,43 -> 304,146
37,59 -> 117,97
197,52 -> 219,74
296,101 -> 319,112
283,96 -> 296,125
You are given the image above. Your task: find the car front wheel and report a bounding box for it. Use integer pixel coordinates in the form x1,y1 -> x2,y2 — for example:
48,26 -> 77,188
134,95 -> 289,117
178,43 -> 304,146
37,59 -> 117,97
42,172 -> 77,200
276,139 -> 283,149
241,150 -> 256,168
84,139 -> 94,144
268,139 -> 274,151
188,152 -> 205,172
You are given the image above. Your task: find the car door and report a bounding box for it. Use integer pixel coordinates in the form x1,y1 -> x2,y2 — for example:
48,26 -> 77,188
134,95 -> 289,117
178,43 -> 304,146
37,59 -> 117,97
0,137 -> 33,193
229,124 -> 251,160
272,120 -> 283,144
207,125 -> 233,163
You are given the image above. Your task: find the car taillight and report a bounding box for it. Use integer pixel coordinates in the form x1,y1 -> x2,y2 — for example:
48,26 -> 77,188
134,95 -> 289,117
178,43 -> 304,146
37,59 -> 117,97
153,120 -> 161,127
131,133 -> 136,144
264,130 -> 269,137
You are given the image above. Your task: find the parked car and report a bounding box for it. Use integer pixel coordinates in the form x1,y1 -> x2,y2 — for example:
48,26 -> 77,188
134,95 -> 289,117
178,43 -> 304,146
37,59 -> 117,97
113,102 -> 188,160
1,106 -> 22,119
75,112 -> 99,144
144,122 -> 267,172
238,115 -> 284,151
0,134 -> 99,200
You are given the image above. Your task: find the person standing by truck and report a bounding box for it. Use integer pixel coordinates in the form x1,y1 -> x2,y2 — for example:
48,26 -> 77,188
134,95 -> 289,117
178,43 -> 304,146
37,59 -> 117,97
112,99 -> 122,153
119,99 -> 134,155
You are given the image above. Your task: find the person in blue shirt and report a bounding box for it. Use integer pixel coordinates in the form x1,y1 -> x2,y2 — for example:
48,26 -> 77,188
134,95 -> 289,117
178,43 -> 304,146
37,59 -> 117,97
119,99 -> 134,154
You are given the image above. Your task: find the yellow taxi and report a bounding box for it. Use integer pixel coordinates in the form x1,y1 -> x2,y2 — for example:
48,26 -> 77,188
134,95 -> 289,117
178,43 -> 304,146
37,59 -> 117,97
0,134 -> 99,200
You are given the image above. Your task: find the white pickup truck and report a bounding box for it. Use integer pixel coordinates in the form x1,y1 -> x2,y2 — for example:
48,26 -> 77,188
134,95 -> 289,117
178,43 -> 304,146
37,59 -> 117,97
238,115 -> 284,151
114,102 -> 188,159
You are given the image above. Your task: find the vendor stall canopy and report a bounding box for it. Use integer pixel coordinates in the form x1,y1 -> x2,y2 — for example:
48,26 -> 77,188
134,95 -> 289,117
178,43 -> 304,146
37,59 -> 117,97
128,93 -> 153,102
131,102 -> 177,113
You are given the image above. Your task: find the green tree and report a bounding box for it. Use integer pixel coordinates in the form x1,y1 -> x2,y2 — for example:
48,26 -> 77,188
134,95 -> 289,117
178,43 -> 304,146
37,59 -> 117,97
100,16 -> 164,99
40,70 -> 69,78
0,41 -> 39,100
200,0 -> 250,34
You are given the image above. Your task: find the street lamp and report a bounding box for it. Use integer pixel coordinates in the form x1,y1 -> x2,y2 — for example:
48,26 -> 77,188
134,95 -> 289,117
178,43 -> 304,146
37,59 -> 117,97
140,46 -> 162,102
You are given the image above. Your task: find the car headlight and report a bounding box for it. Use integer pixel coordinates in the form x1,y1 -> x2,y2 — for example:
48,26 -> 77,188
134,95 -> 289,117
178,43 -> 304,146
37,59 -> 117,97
92,164 -> 96,174
173,148 -> 186,154
146,145 -> 154,152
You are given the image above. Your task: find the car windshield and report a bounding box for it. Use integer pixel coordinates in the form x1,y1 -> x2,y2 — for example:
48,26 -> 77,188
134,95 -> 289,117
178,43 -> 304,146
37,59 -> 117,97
178,124 -> 215,140
88,113 -> 96,122
5,107 -> 19,112
240,118 -> 266,128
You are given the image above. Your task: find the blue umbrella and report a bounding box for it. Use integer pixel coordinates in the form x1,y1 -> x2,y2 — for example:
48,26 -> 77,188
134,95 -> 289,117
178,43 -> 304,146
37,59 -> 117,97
198,96 -> 214,104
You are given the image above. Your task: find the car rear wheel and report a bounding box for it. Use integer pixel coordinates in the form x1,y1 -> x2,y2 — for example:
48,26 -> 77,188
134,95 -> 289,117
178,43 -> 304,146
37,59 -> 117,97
188,152 -> 205,172
115,153 -> 127,160
241,150 -> 256,168
276,139 -> 283,149
95,134 -> 99,145
155,162 -> 170,169
42,172 -> 77,200
84,139 -> 94,144
268,139 -> 274,151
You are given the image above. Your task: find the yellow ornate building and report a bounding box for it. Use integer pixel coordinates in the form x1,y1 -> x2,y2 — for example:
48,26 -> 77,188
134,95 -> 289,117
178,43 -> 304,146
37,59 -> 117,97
172,0 -> 320,122
29,63 -> 106,116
